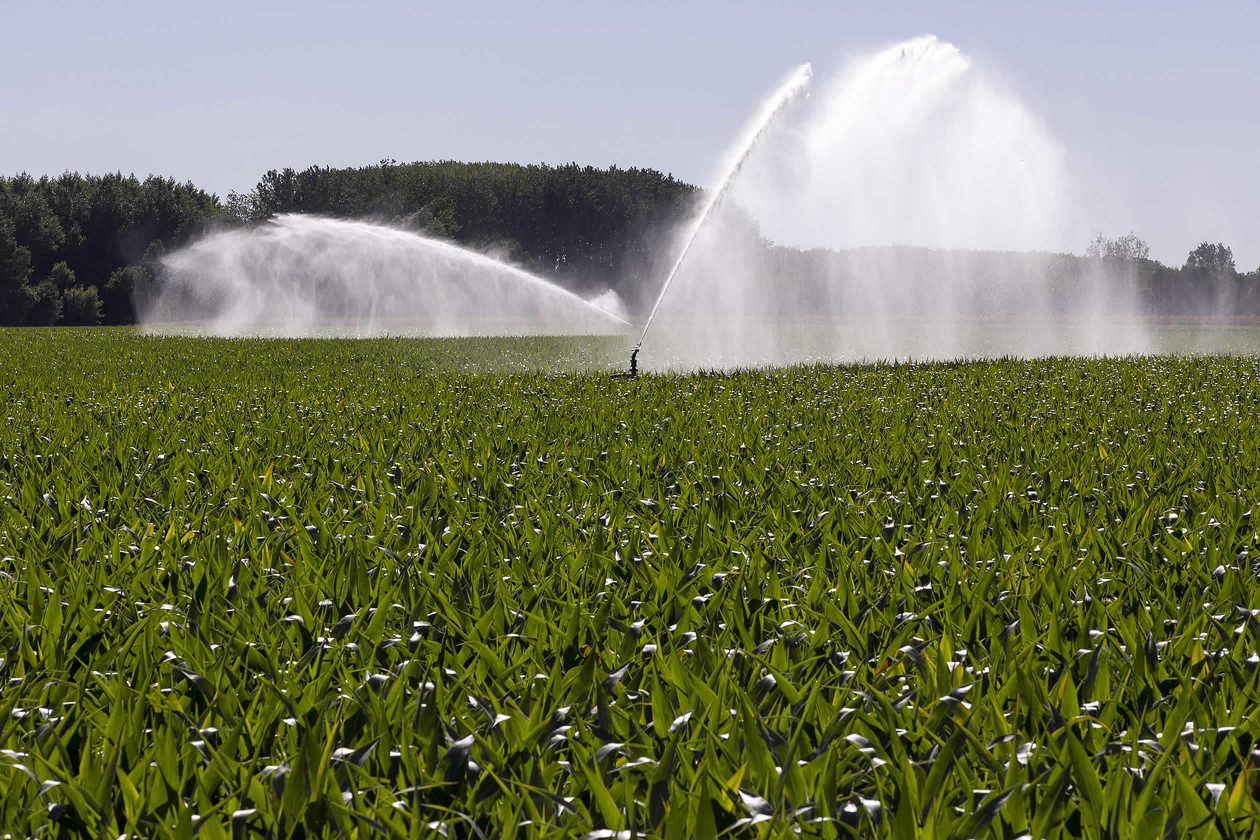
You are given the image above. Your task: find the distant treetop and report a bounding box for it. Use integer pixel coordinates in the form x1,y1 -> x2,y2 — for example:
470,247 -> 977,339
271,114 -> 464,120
1184,241 -> 1236,275
1086,233 -> 1150,262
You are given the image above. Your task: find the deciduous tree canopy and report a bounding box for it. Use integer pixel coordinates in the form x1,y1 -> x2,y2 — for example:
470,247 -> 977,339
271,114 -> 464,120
1086,233 -> 1150,262
1184,241 -> 1236,275
0,173 -> 222,324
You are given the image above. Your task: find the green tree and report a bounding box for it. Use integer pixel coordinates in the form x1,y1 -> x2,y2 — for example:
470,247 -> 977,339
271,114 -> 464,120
23,279 -> 61,325
60,285 -> 104,325
223,190 -> 258,224
1086,233 -> 1150,261
48,260 -> 76,291
0,172 -> 224,324
0,214 -> 33,318
104,265 -> 154,322
6,183 -> 65,274
1184,242 -> 1235,275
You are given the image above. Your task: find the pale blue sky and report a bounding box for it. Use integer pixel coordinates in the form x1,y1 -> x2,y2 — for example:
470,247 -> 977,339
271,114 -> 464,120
2,1 -> 1256,267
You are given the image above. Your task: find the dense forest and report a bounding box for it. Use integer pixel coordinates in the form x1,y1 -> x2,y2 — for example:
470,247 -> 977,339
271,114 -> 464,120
0,173 -> 222,325
0,161 -> 1255,325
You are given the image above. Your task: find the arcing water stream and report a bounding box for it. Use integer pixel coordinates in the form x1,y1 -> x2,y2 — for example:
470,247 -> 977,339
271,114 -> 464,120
146,37 -> 1183,364
637,36 -> 1157,369
632,63 -> 813,363
141,215 -> 629,337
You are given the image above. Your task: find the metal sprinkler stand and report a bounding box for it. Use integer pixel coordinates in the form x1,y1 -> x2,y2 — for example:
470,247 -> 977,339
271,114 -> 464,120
611,348 -> 639,379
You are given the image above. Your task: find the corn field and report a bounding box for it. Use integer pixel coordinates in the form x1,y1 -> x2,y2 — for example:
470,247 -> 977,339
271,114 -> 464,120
1,329 -> 1259,838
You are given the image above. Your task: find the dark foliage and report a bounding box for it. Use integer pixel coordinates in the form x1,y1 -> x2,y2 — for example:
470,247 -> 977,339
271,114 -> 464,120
1184,241 -> 1236,275
22,279 -> 62,325
231,160 -> 699,308
0,163 -> 697,324
0,173 -> 224,325
60,285 -> 105,325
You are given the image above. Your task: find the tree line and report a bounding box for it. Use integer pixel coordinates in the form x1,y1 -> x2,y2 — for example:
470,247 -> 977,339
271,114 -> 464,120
0,161 -> 1255,325
229,160 -> 698,308
1084,235 -> 1256,316
0,162 -> 698,325
0,173 -> 223,325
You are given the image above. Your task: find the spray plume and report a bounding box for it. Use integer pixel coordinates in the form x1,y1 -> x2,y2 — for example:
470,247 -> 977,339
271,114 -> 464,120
633,63 -> 813,357
142,215 -> 629,337
639,36 -> 1156,369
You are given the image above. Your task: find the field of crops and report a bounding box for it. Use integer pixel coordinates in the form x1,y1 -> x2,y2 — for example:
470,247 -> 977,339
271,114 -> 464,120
3,328 -> 1260,838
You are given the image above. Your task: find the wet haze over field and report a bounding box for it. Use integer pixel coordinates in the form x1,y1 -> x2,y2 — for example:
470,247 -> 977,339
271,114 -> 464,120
145,36 -> 1254,368
642,36 -> 1163,369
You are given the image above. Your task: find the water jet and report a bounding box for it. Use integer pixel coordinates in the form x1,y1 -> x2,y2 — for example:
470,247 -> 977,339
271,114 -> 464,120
142,215 -> 630,338
628,62 -> 812,370
641,36 -> 1153,368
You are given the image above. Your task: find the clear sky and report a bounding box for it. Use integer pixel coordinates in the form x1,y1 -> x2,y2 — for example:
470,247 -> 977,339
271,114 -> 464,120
2,0 -> 1256,268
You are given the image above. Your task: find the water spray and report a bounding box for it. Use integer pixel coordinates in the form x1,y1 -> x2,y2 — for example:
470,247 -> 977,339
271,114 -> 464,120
619,62 -> 813,375
146,215 -> 631,338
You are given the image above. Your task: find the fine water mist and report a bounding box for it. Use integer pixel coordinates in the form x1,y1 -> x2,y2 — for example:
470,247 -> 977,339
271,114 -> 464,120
636,63 -> 812,354
141,215 -> 629,337
641,36 -> 1157,369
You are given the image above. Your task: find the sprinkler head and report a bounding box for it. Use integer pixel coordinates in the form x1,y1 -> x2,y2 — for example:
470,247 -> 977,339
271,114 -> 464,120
611,348 -> 639,379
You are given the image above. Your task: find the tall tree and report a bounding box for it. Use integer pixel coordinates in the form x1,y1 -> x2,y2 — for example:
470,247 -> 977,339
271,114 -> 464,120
0,214 -> 33,320
1086,233 -> 1150,261
0,172 -> 224,324
48,260 -> 76,291
60,285 -> 104,325
1184,242 -> 1236,275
